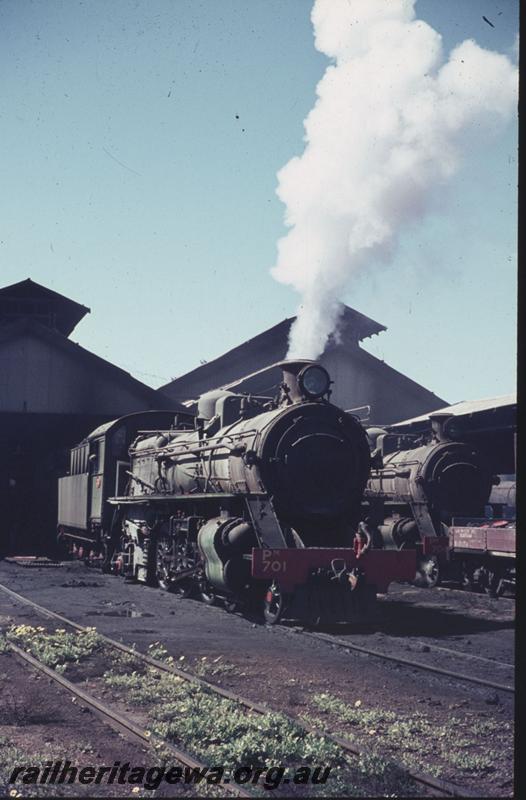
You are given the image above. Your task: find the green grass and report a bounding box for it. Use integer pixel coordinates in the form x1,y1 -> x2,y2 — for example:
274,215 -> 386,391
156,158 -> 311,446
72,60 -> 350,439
106,648 -> 147,675
143,642 -> 239,679
3,624 -> 101,672
0,736 -> 67,797
307,691 -> 513,783
102,666 -> 420,796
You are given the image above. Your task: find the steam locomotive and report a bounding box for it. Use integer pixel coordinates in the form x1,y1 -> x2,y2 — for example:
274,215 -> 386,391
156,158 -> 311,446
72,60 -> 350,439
362,414 -> 501,589
58,361 -> 415,623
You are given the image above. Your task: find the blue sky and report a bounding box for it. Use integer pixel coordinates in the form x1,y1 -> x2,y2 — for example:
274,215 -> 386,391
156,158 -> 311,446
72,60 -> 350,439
0,0 -> 518,403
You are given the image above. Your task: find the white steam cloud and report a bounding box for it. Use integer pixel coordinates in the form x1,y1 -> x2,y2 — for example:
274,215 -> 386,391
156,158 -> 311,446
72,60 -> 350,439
271,0 -> 518,360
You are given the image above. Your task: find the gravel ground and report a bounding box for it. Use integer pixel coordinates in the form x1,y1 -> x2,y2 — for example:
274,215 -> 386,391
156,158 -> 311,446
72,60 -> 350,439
0,560 -> 516,797
0,651 -> 162,798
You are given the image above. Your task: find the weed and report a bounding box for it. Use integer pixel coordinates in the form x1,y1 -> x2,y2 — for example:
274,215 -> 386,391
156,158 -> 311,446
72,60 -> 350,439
102,666 -> 421,796
146,641 -> 173,663
103,668 -> 183,705
307,691 -> 512,782
470,719 -> 513,736
5,625 -> 101,671
193,656 -> 238,678
313,693 -> 397,728
449,752 -> 497,772
106,649 -> 146,675
143,644 -> 238,679
0,736 -> 66,797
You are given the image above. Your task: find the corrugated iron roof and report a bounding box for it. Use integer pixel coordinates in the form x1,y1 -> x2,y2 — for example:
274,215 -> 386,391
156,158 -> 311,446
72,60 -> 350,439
391,393 -> 516,427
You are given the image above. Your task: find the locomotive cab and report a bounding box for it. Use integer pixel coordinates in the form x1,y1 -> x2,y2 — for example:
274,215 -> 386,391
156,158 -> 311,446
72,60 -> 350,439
57,410 -> 194,566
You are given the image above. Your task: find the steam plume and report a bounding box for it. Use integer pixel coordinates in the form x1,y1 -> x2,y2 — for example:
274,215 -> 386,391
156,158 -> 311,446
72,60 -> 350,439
271,0 -> 517,360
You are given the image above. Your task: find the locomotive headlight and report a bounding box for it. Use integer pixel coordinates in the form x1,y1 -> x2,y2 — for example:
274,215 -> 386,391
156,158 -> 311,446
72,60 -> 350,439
298,364 -> 331,399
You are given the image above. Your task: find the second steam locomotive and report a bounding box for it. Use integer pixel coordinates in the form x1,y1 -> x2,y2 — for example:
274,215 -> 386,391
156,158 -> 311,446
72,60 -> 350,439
361,414 -> 515,595
58,361 -> 415,623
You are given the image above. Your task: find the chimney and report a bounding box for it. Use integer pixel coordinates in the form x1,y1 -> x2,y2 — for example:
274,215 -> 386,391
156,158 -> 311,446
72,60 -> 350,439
429,413 -> 453,442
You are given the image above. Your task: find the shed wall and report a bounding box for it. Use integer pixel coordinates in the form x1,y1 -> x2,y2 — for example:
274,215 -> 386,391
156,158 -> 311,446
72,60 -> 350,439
0,333 -> 155,414
321,348 -> 445,424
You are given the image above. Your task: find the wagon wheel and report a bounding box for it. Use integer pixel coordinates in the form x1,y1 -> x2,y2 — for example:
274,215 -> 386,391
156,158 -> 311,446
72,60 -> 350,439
263,581 -> 285,625
414,556 -> 440,589
471,567 -> 486,593
484,569 -> 503,599
461,564 -> 475,592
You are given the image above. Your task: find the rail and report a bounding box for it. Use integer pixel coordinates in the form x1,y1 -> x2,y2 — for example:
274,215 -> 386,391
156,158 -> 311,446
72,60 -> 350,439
0,581 -> 482,797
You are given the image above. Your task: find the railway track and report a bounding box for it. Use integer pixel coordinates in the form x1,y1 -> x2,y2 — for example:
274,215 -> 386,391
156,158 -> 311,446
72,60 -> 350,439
286,628 -> 515,695
435,585 -> 515,600
0,581 -> 481,797
8,643 -> 251,798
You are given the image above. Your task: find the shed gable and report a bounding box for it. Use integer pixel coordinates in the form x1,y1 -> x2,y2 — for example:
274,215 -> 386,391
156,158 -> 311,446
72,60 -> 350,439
0,328 -> 166,415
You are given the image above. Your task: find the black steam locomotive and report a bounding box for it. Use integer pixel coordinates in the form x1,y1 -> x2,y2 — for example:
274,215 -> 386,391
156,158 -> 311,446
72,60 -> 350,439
362,414 -> 496,588
58,361 -> 415,623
